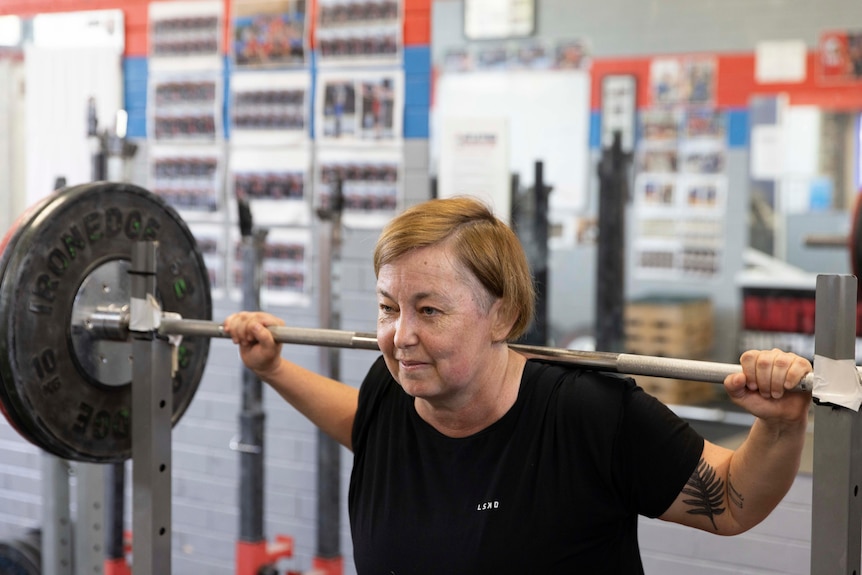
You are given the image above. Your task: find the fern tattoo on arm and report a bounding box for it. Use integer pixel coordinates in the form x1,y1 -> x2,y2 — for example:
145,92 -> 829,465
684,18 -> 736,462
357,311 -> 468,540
727,473 -> 744,510
682,458 -> 726,530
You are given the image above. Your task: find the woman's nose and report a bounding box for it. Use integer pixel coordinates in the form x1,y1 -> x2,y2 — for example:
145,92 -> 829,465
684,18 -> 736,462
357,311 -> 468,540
392,314 -> 418,348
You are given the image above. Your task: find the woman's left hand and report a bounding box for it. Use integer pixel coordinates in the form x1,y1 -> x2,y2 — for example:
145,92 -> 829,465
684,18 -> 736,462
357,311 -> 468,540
723,348 -> 812,426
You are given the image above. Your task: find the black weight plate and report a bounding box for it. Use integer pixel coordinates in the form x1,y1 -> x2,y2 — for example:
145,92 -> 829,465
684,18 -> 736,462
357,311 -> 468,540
0,182 -> 212,462
0,529 -> 41,575
0,194 -> 59,447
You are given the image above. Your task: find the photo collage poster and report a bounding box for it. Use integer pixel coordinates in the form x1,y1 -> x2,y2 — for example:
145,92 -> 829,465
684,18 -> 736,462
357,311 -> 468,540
227,225 -> 312,308
313,0 -> 405,229
634,55 -> 727,280
315,147 -> 403,229
145,0 -> 406,305
817,29 -> 862,83
315,0 -> 402,68
228,0 -> 313,305
441,37 -> 590,74
147,0 -> 227,294
233,0 -> 309,69
228,146 -> 312,304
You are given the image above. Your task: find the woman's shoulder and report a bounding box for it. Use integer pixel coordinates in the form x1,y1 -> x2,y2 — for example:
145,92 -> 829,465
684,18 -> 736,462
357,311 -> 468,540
522,358 -> 639,402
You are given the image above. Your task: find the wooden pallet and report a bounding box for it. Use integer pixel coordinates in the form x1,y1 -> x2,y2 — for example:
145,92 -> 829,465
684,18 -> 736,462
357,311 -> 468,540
624,296 -> 713,358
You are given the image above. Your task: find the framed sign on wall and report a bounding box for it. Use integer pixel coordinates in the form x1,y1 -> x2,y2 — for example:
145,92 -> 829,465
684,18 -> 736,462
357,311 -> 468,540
600,74 -> 637,154
464,0 -> 536,40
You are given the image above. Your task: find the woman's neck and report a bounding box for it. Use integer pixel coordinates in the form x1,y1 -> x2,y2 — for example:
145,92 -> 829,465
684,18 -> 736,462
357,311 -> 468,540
414,347 -> 526,438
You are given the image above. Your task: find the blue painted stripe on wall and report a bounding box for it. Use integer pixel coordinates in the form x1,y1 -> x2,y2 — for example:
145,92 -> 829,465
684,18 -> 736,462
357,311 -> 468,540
404,45 -> 430,139
726,108 -> 749,148
404,108 -> 429,139
404,45 -> 431,75
589,111 -> 601,150
405,75 -> 430,108
223,56 -> 231,140
309,51 -> 317,140
123,56 -> 148,139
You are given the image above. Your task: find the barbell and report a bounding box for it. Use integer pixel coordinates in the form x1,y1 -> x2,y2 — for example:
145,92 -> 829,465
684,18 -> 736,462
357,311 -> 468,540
0,182 -> 818,463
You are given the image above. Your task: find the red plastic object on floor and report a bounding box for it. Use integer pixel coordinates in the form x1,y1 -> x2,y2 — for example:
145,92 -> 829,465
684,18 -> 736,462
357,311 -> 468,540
311,555 -> 344,575
236,534 -> 295,575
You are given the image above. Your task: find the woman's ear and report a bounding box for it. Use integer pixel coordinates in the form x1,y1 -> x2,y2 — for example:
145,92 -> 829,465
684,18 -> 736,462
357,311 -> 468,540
489,298 -> 517,343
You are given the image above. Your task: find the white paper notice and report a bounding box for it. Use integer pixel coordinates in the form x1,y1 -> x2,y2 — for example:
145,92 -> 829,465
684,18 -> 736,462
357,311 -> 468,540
755,40 -> 807,84
438,116 -> 511,222
750,124 -> 783,180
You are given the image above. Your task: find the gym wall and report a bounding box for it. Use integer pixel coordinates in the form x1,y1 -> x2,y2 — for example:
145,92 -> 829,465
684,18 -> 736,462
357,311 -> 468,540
433,0 -> 862,364
0,1 -> 431,574
435,1 -> 860,573
0,0 -> 860,574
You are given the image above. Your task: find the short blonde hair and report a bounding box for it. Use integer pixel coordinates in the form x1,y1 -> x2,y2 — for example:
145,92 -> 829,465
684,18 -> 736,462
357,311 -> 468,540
373,196 -> 535,341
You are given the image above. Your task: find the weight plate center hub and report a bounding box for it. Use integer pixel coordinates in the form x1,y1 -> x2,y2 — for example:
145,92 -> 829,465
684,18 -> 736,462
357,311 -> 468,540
70,259 -> 133,387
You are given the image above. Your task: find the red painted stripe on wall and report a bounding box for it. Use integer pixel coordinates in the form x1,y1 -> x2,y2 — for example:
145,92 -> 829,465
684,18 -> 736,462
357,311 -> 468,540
591,53 -> 862,111
122,1 -> 149,57
404,13 -> 430,45
404,0 -> 430,46
2,0 -> 430,58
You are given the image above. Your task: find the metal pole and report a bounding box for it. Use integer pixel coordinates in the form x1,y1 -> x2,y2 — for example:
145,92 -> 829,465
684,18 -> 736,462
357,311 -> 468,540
512,162 -> 550,347
75,463 -> 107,575
89,98 -> 130,575
40,454 -> 72,575
104,462 -> 127,567
810,274 -> 862,575
130,241 -> 173,575
529,161 -> 550,346
314,177 -> 343,572
595,130 -> 630,353
237,228 -> 267,544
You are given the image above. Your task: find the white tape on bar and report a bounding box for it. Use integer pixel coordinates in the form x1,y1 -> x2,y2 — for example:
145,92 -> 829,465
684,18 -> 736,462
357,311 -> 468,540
162,312 -> 183,376
129,294 -> 162,332
813,354 -> 862,411
161,312 -> 183,347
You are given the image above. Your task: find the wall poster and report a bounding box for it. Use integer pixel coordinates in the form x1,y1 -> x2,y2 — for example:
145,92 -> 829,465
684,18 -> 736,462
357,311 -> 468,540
632,105 -> 728,280
817,29 -> 862,82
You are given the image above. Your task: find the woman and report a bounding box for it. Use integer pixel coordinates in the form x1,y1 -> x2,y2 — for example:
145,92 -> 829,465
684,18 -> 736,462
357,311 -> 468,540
224,196 -> 811,574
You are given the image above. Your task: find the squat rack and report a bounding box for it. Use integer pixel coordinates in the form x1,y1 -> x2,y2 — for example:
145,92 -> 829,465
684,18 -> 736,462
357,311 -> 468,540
123,242 -> 860,574
31,241 -> 862,574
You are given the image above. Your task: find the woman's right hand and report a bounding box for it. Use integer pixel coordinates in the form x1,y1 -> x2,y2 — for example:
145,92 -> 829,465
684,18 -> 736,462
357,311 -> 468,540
223,311 -> 286,378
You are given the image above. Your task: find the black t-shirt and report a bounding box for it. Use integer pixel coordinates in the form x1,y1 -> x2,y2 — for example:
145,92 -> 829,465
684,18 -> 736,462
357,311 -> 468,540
349,356 -> 704,574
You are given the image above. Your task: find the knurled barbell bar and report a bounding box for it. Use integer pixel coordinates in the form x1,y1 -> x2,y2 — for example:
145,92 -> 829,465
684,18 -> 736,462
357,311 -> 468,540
0,182 -> 821,464
125,313 -> 819,389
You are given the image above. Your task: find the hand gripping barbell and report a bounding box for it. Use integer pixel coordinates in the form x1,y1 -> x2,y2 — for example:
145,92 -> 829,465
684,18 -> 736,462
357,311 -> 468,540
0,182 -> 818,463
